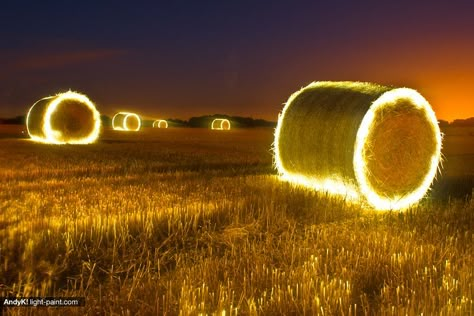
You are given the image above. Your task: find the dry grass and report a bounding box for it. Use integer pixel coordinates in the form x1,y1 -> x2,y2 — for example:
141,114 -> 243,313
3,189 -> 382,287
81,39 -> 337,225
0,126 -> 473,315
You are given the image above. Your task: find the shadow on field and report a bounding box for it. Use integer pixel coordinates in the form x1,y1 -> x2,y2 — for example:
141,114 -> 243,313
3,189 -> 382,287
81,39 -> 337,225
0,125 -> 28,139
143,162 -> 276,176
100,139 -> 143,144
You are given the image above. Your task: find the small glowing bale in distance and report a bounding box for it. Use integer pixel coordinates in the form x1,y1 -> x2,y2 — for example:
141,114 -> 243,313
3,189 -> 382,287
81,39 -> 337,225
112,112 -> 141,131
211,118 -> 231,130
26,91 -> 101,144
274,81 -> 442,211
153,119 -> 168,128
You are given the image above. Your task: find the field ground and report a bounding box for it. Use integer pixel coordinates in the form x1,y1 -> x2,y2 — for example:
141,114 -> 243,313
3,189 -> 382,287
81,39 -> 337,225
0,125 -> 473,315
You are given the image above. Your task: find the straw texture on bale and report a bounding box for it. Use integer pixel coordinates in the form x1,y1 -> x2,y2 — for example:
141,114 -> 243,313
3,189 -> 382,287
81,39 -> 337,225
211,118 -> 231,130
112,112 -> 141,131
26,91 -> 101,144
274,81 -> 442,210
153,119 -> 168,128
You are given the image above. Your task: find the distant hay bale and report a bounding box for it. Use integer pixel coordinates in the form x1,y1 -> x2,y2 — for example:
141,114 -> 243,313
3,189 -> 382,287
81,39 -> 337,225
112,112 -> 141,131
153,119 -> 168,128
26,91 -> 101,144
274,81 -> 442,211
211,118 -> 231,130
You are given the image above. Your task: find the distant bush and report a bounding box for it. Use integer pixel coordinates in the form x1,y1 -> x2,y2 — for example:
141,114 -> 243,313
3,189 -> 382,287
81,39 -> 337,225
0,115 -> 25,125
98,115 -> 274,128
438,120 -> 450,128
450,117 -> 474,127
101,115 -> 112,127
188,115 -> 276,128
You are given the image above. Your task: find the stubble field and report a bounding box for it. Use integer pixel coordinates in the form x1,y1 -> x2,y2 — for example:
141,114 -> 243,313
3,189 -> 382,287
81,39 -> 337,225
0,125 -> 473,315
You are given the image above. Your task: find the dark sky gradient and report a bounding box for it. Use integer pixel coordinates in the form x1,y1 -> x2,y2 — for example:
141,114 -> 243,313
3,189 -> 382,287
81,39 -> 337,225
1,1 -> 473,121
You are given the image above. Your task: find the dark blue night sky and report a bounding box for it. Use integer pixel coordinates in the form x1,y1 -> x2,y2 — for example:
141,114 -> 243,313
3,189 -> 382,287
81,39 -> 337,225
1,0 -> 473,121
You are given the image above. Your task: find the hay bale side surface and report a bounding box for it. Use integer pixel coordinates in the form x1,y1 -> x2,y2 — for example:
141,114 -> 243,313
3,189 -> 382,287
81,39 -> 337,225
276,82 -> 390,185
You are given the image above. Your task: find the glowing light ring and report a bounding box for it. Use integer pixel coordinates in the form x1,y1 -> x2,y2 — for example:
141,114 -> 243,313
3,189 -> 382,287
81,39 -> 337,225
153,119 -> 168,128
353,88 -> 442,210
112,112 -> 141,131
211,118 -> 231,130
26,96 -> 54,143
26,91 -> 101,144
274,82 -> 442,211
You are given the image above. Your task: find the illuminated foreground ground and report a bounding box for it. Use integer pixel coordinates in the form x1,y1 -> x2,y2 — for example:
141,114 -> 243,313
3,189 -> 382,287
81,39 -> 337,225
0,126 -> 473,315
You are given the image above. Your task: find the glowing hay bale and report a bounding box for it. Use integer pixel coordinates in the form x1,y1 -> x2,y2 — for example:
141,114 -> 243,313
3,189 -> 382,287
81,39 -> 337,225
153,119 -> 168,128
112,112 -> 141,131
26,91 -> 101,144
274,81 -> 442,211
211,118 -> 231,130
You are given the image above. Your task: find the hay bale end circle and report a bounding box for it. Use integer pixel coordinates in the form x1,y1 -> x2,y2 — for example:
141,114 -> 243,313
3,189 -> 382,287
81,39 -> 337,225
274,81 -> 442,211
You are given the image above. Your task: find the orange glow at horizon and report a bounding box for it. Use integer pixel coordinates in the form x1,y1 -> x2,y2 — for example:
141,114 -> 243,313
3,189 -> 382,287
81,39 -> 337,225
416,80 -> 474,123
279,36 -> 474,123
378,41 -> 473,122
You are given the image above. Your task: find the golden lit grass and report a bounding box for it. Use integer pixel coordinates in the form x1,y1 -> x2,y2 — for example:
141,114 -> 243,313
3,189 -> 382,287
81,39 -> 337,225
0,127 -> 473,315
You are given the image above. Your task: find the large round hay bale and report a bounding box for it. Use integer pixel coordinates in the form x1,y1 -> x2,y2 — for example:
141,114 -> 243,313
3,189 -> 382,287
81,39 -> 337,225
26,91 -> 101,144
153,119 -> 168,128
211,118 -> 231,130
274,81 -> 442,210
112,112 -> 141,131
